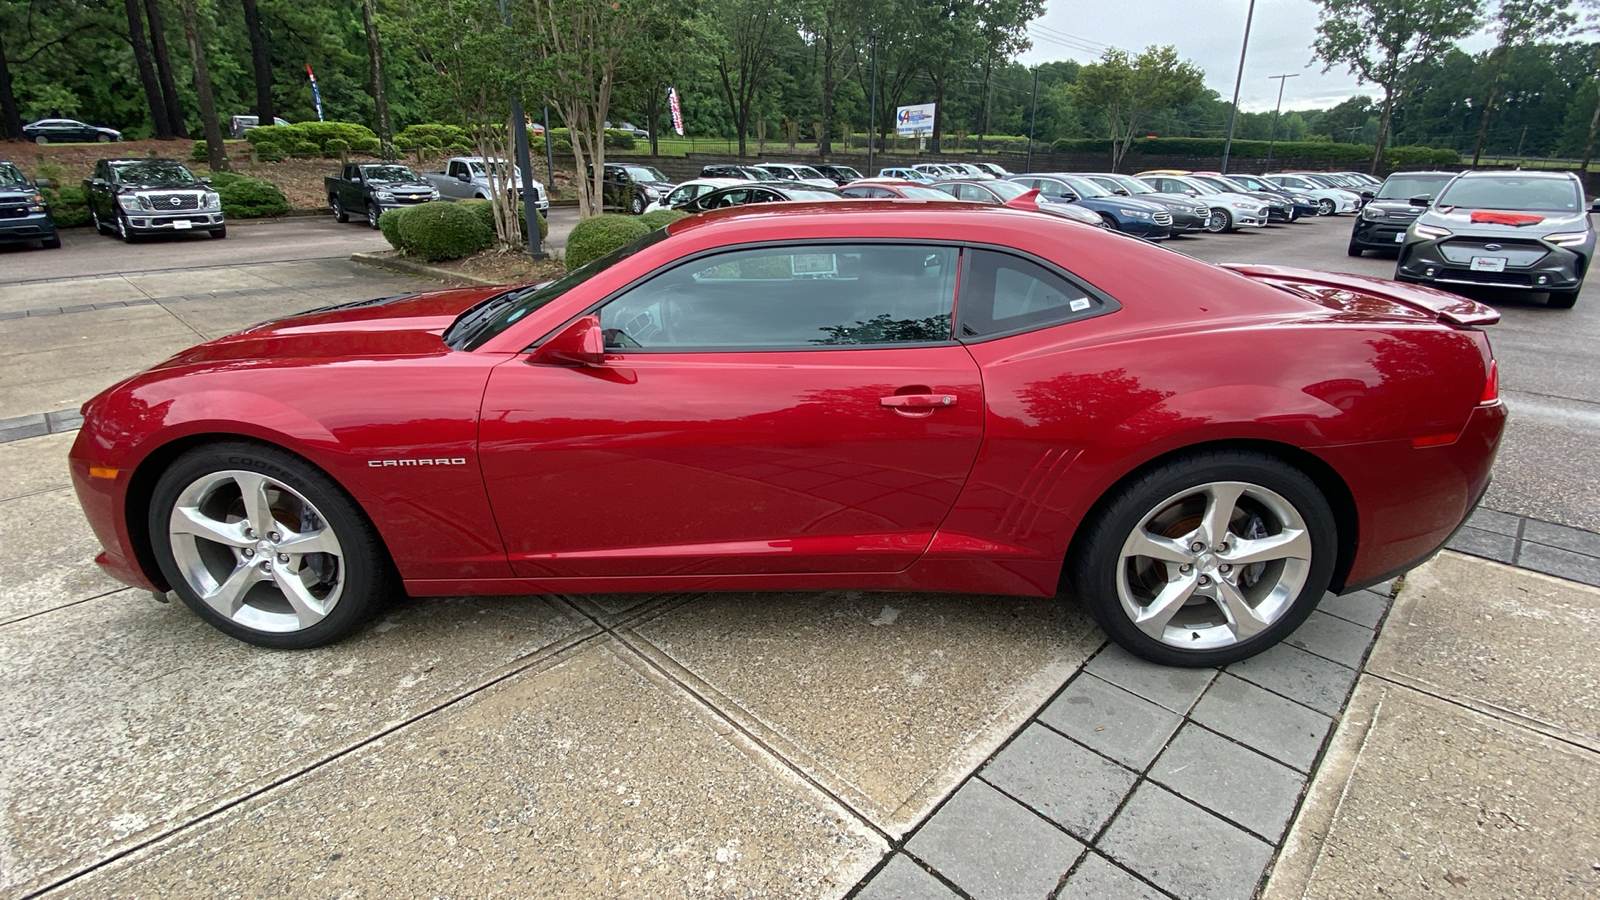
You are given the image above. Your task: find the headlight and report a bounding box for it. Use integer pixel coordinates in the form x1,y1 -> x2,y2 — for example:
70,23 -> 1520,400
374,190 -> 395,201
1119,208 -> 1151,219
1295,196 -> 1312,205
1362,206 -> 1386,220
1413,223 -> 1451,239
645,188 -> 661,198
116,194 -> 144,211
1546,231 -> 1589,247
427,189 -> 440,200
203,192 -> 221,210
1228,201 -> 1252,209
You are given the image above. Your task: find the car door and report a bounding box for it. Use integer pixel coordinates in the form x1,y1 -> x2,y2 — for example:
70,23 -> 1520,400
478,241 -> 985,578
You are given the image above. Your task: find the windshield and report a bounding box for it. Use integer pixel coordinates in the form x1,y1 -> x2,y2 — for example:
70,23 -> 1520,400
1227,174 -> 1268,191
1101,174 -> 1153,195
1165,177 -> 1210,195
362,165 -> 417,182
1437,175 -> 1583,212
987,181 -> 1031,201
113,161 -> 196,184
1300,174 -> 1338,188
1376,173 -> 1454,201
834,167 -> 863,179
1060,175 -> 1110,198
792,166 -> 824,180
0,163 -> 27,186
469,161 -> 513,178
750,168 -> 778,181
900,186 -> 957,199
1189,175 -> 1235,194
785,188 -> 844,201
625,166 -> 668,183
451,229 -> 671,351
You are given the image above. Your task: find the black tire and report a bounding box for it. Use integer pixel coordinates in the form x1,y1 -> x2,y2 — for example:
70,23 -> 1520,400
91,207 -> 111,235
1067,449 -> 1338,667
630,193 -> 646,215
42,234 -> 61,249
97,133 -> 111,143
1347,240 -> 1363,257
1318,198 -> 1336,216
115,212 -> 137,243
1548,288 -> 1580,309
1205,209 -> 1232,234
32,135 -> 48,145
366,202 -> 382,229
209,225 -> 227,239
332,195 -> 349,223
148,441 -> 393,649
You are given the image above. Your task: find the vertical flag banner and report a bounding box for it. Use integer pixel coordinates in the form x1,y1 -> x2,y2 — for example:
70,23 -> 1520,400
668,87 -> 685,136
306,63 -> 324,122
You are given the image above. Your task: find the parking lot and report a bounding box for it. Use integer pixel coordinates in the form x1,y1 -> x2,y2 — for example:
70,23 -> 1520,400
3,212 -> 1599,898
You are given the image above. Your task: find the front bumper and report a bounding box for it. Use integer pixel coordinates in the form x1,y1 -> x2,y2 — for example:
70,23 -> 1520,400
1166,210 -> 1208,234
1266,204 -> 1295,223
1351,215 -> 1420,250
0,212 -> 57,243
1117,218 -> 1173,240
517,187 -> 551,211
126,211 -> 224,232
1398,236 -> 1587,292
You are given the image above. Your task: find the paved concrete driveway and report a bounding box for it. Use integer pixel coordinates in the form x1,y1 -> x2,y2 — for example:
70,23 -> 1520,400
3,213 -> 1598,898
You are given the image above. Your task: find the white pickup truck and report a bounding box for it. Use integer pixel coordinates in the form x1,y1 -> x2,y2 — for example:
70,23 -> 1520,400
421,156 -> 550,212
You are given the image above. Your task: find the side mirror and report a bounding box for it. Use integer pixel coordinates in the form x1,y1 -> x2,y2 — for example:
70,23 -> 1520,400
1113,189 -> 1130,196
1408,195 -> 1434,207
1590,198 -> 1600,213
34,177 -> 52,189
200,176 -> 211,185
457,172 -> 471,182
528,314 -> 605,366
1360,190 -> 1375,200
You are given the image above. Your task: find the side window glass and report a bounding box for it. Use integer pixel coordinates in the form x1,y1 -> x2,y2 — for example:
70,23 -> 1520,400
957,249 -> 1107,339
598,244 -> 958,350
957,184 -> 991,203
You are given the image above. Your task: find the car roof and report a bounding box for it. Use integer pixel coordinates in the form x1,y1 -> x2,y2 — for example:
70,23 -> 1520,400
1452,169 -> 1579,181
107,157 -> 182,165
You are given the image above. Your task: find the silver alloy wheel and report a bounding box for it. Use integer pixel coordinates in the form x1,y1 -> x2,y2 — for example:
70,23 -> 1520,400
167,469 -> 346,633
367,203 -> 380,228
1318,198 -> 1335,216
1115,480 -> 1311,651
115,213 -> 127,240
1206,210 -> 1229,233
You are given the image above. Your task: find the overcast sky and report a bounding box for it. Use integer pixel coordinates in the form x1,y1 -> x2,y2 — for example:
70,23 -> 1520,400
1016,0 -> 1499,112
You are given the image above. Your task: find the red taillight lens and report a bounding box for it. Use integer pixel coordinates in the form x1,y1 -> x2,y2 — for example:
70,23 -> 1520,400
1479,360 -> 1499,405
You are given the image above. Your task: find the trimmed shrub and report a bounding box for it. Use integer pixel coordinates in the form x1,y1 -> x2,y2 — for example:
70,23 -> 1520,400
244,124 -> 297,149
353,136 -> 382,156
458,197 -> 549,241
43,184 -> 90,228
189,141 -> 210,162
324,138 -> 350,158
604,129 -> 635,150
1051,138 -> 1115,154
566,214 -> 650,268
394,124 -> 471,152
378,206 -> 408,250
295,121 -> 376,149
289,140 -> 321,159
447,140 -> 472,153
639,208 -> 688,230
206,171 -> 246,188
257,143 -> 286,162
395,201 -> 494,262
1047,136 -> 1374,161
216,176 -> 290,218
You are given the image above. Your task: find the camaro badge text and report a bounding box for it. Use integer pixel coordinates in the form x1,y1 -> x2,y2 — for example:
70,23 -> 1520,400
368,458 -> 468,467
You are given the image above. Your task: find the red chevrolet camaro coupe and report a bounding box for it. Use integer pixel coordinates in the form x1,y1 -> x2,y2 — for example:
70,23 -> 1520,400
71,202 -> 1505,666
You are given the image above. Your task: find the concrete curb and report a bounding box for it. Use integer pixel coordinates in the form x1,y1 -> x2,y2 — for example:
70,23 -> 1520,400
349,251 -> 502,287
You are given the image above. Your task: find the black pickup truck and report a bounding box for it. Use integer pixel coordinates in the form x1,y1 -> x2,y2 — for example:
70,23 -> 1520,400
0,161 -> 59,249
325,163 -> 438,228
83,158 -> 224,242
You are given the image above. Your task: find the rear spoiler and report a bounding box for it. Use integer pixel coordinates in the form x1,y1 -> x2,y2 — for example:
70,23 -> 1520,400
1004,188 -> 1042,210
1221,264 -> 1500,326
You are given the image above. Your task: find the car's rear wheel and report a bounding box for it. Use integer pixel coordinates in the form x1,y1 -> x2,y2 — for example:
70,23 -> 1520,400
1318,198 -> 1336,216
1205,209 -> 1232,234
149,442 -> 391,649
1549,287 -> 1580,309
332,195 -> 349,223
1069,450 -> 1337,667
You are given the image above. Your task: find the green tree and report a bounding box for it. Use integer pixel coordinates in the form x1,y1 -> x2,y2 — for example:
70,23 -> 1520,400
1472,1 -> 1576,164
1311,0 -> 1485,173
1069,45 -> 1205,171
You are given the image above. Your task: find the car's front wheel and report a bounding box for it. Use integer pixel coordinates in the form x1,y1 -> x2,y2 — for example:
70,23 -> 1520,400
631,193 -> 646,215
115,212 -> 136,243
1069,450 -> 1337,667
32,135 -> 48,145
149,442 -> 391,649
1347,239 -> 1363,257
97,133 -> 111,143
1205,209 -> 1232,234
1318,198 -> 1336,216
91,207 -> 111,235
366,202 -> 382,229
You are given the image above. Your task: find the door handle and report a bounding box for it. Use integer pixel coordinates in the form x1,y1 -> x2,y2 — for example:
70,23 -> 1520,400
880,394 -> 957,409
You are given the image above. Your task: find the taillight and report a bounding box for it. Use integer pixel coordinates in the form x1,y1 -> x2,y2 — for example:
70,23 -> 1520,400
1479,360 -> 1499,405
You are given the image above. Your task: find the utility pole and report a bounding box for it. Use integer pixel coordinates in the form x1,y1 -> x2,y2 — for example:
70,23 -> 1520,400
497,0 -> 543,259
1025,67 -> 1039,174
1263,73 -> 1298,174
867,36 -> 879,176
543,106 -> 555,187
1219,0 -> 1257,175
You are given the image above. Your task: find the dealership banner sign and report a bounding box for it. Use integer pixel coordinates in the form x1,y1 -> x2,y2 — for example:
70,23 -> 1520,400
668,87 -> 685,136
896,103 -> 935,136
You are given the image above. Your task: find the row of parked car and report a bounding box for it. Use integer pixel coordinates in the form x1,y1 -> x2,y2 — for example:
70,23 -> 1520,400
653,161 -> 1380,241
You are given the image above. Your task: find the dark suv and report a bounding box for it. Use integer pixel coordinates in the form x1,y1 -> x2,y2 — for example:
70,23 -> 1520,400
0,161 -> 59,249
1347,171 -> 1456,256
592,163 -> 677,214
699,164 -> 777,181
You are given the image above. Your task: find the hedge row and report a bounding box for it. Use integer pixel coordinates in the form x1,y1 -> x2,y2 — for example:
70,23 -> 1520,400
379,199 -> 548,262
1045,136 -> 1461,165
246,122 -> 381,159
390,124 -> 631,156
207,172 -> 291,218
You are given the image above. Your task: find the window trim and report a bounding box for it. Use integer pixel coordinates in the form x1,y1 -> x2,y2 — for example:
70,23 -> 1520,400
952,244 -> 1122,343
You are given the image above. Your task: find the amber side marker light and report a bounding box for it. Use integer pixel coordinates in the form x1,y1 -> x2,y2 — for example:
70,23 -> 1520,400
88,466 -> 119,479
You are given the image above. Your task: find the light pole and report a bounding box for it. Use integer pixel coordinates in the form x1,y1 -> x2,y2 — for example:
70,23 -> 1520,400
1219,0 -> 1257,175
497,0 -> 543,259
1025,67 -> 1039,174
1263,73 -> 1298,174
867,36 -> 879,175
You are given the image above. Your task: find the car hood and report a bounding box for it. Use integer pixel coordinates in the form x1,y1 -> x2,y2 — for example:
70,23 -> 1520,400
1367,199 -> 1429,216
370,179 -> 433,189
152,287 -> 506,367
118,181 -> 203,191
0,184 -> 38,198
638,180 -> 675,191
1418,207 -> 1590,237
1201,191 -> 1265,208
1136,192 -> 1209,210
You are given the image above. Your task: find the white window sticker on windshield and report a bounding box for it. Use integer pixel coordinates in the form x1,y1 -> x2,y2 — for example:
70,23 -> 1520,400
791,254 -> 837,277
